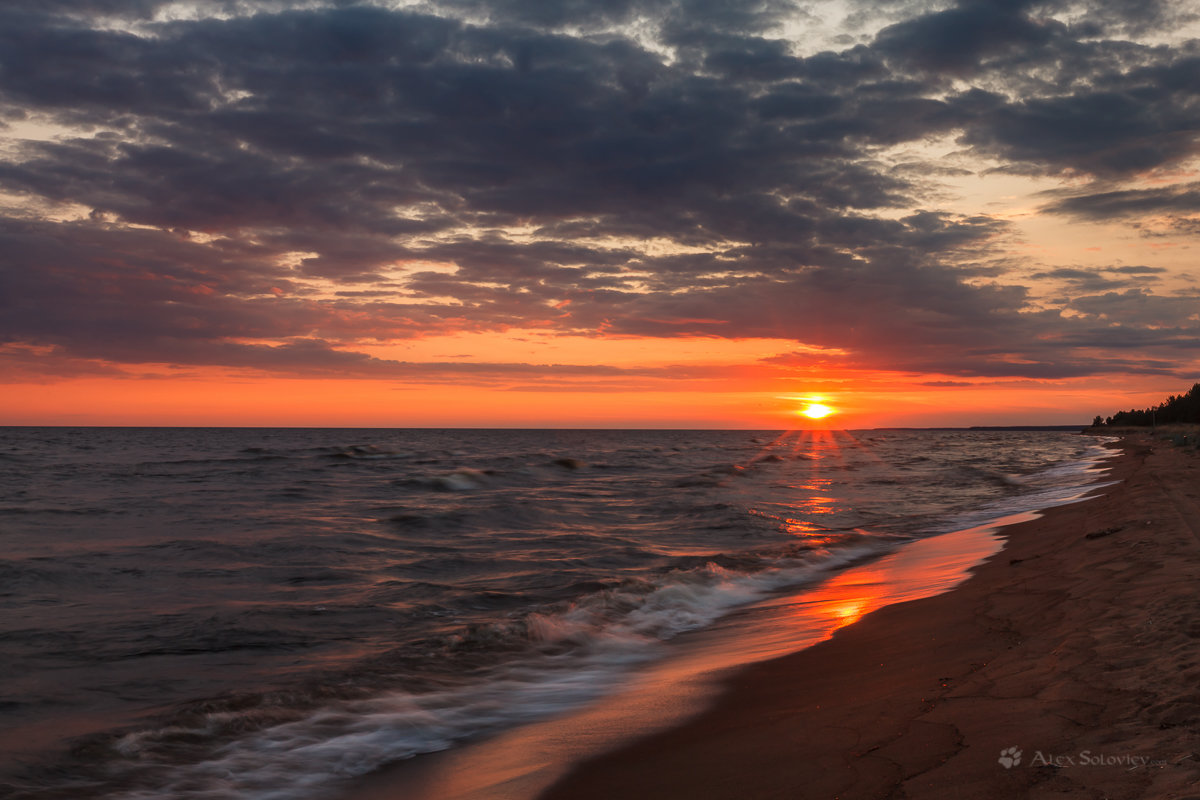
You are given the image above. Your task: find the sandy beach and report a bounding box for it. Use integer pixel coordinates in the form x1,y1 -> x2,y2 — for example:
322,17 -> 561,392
541,434 -> 1200,799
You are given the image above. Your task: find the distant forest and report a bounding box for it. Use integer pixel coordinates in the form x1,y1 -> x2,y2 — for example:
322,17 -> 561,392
1094,383 -> 1200,426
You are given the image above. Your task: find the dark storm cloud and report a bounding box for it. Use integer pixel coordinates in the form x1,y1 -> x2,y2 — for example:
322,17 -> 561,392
1060,0 -> 1196,36
855,0 -> 1191,39
857,3 -> 1200,178
764,343 -> 1186,380
446,0 -> 648,28
1111,266 -> 1169,275
959,89 -> 1200,177
1042,183 -> 1200,220
593,251 -> 1031,348
1,0 -> 1199,382
0,3 -> 940,240
1029,266 -> 1164,292
55,335 -> 662,382
441,0 -> 803,36
0,217 -> 496,351
1062,289 -> 1200,329
0,0 -> 169,17
874,2 -> 1063,75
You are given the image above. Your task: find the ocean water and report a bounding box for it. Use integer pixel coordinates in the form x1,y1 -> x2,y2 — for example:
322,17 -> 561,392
0,427 -> 1114,799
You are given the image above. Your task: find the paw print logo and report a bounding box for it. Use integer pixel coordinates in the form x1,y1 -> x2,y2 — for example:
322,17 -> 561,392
998,746 -> 1022,769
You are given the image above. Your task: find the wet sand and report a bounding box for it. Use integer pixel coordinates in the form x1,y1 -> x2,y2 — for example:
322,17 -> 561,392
542,435 -> 1200,799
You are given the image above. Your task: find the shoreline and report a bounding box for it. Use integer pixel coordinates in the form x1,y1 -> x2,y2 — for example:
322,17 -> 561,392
540,435 -> 1200,799
344,504 -> 1049,800
340,435 -> 1128,800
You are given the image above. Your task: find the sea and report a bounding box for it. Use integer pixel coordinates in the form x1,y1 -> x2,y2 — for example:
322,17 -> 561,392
0,427 -> 1116,799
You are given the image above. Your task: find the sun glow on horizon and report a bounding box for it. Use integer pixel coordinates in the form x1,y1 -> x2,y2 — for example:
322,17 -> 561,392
799,402 -> 836,420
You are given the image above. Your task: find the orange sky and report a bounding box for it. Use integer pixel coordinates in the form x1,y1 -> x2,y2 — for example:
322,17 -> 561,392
1,357 -> 1177,428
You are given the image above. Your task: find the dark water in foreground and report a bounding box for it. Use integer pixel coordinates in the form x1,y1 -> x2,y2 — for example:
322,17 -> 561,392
0,428 -> 1114,799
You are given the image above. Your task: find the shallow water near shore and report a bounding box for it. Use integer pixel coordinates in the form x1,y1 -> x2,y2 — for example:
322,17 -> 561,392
348,505 -> 1096,800
0,428 -> 1114,799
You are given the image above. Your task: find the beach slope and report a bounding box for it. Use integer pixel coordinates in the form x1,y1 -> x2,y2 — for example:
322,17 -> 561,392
543,437 -> 1200,799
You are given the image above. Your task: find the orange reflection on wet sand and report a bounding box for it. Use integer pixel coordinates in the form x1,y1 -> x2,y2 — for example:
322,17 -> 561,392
779,510 -> 1039,634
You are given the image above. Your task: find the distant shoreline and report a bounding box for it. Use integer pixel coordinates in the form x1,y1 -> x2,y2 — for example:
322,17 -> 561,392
0,424 -> 1096,431
873,425 -> 1090,432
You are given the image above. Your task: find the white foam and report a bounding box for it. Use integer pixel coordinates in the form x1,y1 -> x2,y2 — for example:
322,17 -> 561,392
112,543 -> 884,800
923,439 -> 1118,536
431,468 -> 490,491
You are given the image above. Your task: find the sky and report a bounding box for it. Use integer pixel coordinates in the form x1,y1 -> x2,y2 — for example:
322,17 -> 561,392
1,0 -> 1199,428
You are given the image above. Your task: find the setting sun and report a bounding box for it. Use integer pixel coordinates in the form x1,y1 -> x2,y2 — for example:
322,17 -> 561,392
800,403 -> 836,420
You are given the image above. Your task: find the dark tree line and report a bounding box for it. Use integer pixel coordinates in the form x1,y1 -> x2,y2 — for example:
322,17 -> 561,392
1093,383 -> 1200,427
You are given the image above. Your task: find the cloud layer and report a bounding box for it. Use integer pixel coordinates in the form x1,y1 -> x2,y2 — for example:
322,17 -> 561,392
2,0 -> 1199,389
